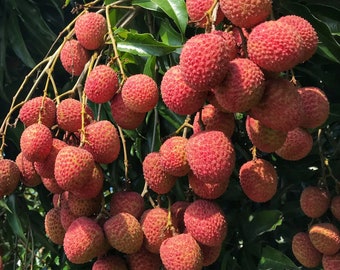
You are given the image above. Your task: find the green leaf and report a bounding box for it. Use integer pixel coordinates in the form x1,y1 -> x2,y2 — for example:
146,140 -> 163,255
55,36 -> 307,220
150,0 -> 188,35
115,28 -> 179,56
6,194 -> 26,240
132,0 -> 161,11
308,4 -> 340,36
159,18 -> 184,46
258,245 -> 299,270
143,56 -> 157,78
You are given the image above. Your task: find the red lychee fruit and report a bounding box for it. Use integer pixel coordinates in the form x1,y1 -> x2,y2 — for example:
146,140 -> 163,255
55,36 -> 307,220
121,74 -> 159,113
322,252 -> 340,270
186,130 -> 235,183
74,12 -> 107,50
67,192 -> 102,217
140,207 -> 177,254
92,255 -> 128,270
142,152 -> 177,194
20,123 -> 53,162
60,206 -> 77,231
56,98 -> 94,132
184,199 -> 227,246
15,152 -> 41,187
275,127 -> 313,161
160,233 -> 203,270
54,146 -> 95,191
331,196 -> 340,222
126,246 -> 162,270
84,65 -> 119,104
0,159 -> 21,198
110,92 -> 146,130
63,217 -> 106,264
278,15 -> 318,63
41,177 -> 63,194
160,65 -> 207,115
192,104 -> 235,138
200,243 -> 222,266
239,158 -> 278,203
298,86 -> 330,129
309,223 -> 340,255
212,30 -> 238,61
292,232 -> 322,268
249,78 -> 303,132
19,96 -> 56,128
109,191 -> 145,219
213,57 -> 265,112
83,120 -> 121,164
179,33 -> 231,91
300,186 -> 330,218
159,136 -> 190,177
60,39 -> 90,76
104,212 -> 144,254
44,207 -> 65,245
247,20 -> 302,72
220,0 -> 272,28
170,201 -> 191,233
246,116 -> 287,153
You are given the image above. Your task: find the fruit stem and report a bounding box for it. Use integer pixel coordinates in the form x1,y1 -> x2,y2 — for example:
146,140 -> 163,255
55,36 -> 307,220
165,195 -> 176,235
79,91 -> 88,148
205,0 -> 219,32
117,125 -> 129,182
251,146 -> 257,161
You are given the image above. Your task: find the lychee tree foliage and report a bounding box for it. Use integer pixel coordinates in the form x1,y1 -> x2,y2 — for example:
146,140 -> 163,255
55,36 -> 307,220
0,0 -> 340,269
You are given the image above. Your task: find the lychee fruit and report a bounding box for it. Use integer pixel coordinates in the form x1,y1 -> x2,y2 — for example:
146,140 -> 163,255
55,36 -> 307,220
126,246 -> 162,270
249,78 -> 303,132
239,158 -> 278,203
200,243 -> 222,266
300,186 -> 330,218
41,177 -> 63,194
309,223 -> 340,255
298,86 -> 330,129
20,123 -> 53,162
170,201 -> 191,233
63,216 -> 106,264
109,191 -> 145,219
184,199 -> 227,246
292,231 -> 322,268
220,0 -> 272,28
67,192 -> 102,217
142,152 -> 177,194
74,12 -> 107,50
186,130 -> 235,183
160,233 -> 203,270
0,159 -> 21,198
331,196 -> 340,221
92,255 -> 128,270
60,39 -> 90,76
83,120 -> 121,164
44,207 -> 65,245
15,152 -> 41,187
60,206 -> 77,231
247,20 -> 302,72
213,57 -> 265,112
322,252 -> 340,270
160,65 -> 207,115
19,96 -> 56,128
84,65 -> 119,104
275,127 -> 313,161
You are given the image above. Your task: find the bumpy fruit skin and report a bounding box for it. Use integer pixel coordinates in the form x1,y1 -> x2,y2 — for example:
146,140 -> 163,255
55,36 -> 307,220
292,232 -> 322,268
159,136 -> 190,177
192,104 -> 235,138
186,131 -> 235,183
246,116 -> 287,153
104,212 -> 144,254
140,207 -> 177,254
44,207 -> 65,245
170,201 -> 191,233
121,74 -> 159,113
19,96 -> 56,128
200,243 -> 222,266
142,152 -> 177,194
298,87 -> 330,129
60,39 -> 90,76
110,92 -> 145,130
83,120 -> 121,164
275,128 -> 313,161
15,152 -> 41,187
322,252 -> 340,270
127,246 -> 162,270
213,58 -> 265,112
109,191 -> 145,219
54,146 -> 95,191
41,177 -> 63,194
0,159 -> 21,198
84,65 -> 119,104
60,206 -> 77,231
250,78 -> 303,132
160,65 -> 207,115
160,233 -> 203,270
74,12 -> 107,50
247,20 -> 302,72
179,33 -> 231,91
92,255 -> 128,270
184,199 -> 227,246
220,0 -> 272,28
239,158 -> 278,203
67,192 -> 102,217
331,196 -> 340,221
300,186 -> 330,218
57,98 -> 94,132
309,223 -> 340,255
278,15 -> 318,63
63,217 -> 105,264
20,123 -> 53,162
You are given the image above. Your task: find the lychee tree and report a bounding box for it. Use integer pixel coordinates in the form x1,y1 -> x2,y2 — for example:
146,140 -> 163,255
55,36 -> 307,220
0,0 -> 340,269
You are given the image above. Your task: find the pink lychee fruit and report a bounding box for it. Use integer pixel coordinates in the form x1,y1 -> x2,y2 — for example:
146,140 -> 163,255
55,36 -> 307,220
309,223 -> 340,255
15,152 -> 42,187
300,186 -> 330,218
44,207 -> 65,245
92,255 -> 128,270
126,246 -> 162,270
322,252 -> 340,270
0,159 -> 21,198
109,191 -> 145,219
